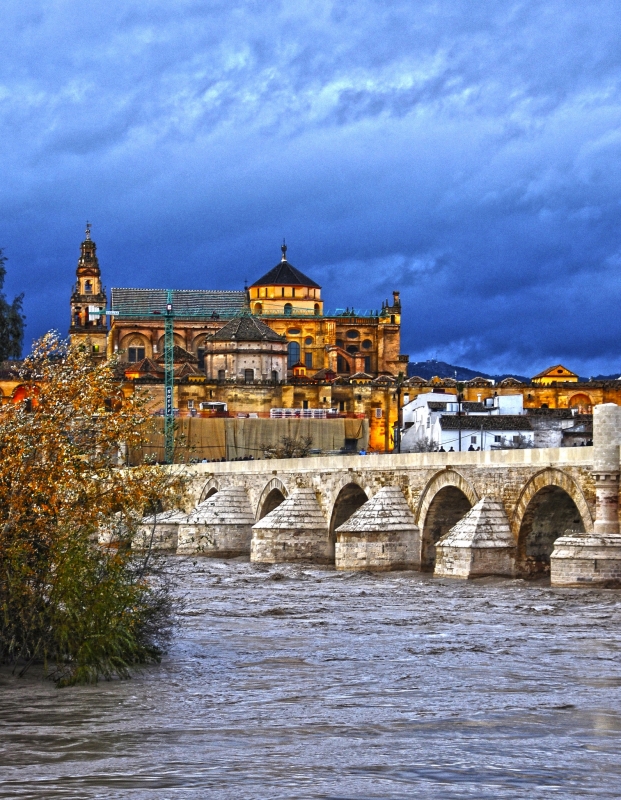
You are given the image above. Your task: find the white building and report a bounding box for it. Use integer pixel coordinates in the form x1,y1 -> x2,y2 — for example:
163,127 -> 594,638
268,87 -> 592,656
432,415 -> 534,452
401,392 -> 531,452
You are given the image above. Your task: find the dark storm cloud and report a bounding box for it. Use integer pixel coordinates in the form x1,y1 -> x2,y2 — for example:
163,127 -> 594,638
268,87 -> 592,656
2,0 -> 621,374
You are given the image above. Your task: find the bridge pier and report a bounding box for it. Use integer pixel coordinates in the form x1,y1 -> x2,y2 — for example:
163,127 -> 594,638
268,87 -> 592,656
251,488 -> 331,564
135,510 -> 187,551
334,486 -> 420,571
177,487 -> 254,556
552,404 -> 621,586
434,498 -> 516,579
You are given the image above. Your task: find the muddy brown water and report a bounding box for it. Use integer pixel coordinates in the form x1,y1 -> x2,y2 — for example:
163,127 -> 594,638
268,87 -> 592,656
1,557 -> 621,799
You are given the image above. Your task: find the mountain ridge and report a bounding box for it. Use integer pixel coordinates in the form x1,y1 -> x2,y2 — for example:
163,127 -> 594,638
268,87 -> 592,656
406,360 -> 621,383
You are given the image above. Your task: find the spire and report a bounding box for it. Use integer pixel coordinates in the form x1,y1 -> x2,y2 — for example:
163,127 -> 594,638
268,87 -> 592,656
281,239 -> 287,262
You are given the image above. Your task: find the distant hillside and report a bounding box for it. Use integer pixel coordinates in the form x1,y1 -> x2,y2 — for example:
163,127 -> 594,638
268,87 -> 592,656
407,360 -> 530,384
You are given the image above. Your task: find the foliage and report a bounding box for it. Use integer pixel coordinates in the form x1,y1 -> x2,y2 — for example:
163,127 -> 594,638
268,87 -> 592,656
0,333 -> 187,685
0,249 -> 25,360
262,435 -> 314,459
498,434 -> 534,450
407,435 -> 437,452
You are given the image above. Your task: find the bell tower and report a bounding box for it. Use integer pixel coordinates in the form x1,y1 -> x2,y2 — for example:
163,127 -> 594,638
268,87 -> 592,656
69,223 -> 108,358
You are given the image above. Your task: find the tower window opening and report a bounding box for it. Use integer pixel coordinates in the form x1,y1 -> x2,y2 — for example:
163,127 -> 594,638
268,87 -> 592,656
85,280 -> 92,293
288,341 -> 300,367
314,303 -> 320,315
284,303 -> 293,316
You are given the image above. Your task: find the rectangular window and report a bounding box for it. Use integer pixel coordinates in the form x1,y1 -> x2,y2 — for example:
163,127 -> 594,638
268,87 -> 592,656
304,352 -> 313,368
244,369 -> 254,383
128,347 -> 145,363
92,344 -> 99,354
494,435 -> 501,442
471,436 -> 477,444
187,400 -> 194,409
364,355 -> 371,373
197,348 -> 205,370
302,400 -> 309,409
339,400 -> 346,412
218,369 -> 225,381
375,407 -> 383,418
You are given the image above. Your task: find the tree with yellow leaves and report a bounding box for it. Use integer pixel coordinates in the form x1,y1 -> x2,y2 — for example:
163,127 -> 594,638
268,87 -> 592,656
0,333 -> 187,685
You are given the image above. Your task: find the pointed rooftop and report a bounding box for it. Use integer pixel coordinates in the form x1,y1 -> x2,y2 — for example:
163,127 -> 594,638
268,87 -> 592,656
250,243 -> 321,289
188,487 -> 255,526
209,315 -> 287,342
252,488 -> 327,530
336,487 -> 417,533
437,498 -> 514,549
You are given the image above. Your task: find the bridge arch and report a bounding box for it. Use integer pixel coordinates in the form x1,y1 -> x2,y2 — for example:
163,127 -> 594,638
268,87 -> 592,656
328,481 -> 369,558
513,468 -> 593,577
256,477 -> 289,520
199,478 -> 220,503
417,469 -> 479,570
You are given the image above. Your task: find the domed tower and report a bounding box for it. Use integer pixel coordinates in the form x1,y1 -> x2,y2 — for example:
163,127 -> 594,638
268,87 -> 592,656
69,223 -> 108,358
248,242 -> 323,317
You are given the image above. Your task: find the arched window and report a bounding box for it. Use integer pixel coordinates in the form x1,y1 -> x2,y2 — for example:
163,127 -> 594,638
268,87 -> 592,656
284,303 -> 293,316
314,303 -> 320,315
288,341 -> 300,368
127,337 -> 146,363
254,303 -> 262,315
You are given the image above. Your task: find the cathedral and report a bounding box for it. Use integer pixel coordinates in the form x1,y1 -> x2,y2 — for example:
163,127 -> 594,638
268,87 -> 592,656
69,225 -> 407,380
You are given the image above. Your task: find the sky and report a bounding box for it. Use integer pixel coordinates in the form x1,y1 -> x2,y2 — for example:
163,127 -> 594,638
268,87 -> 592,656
2,0 -> 621,377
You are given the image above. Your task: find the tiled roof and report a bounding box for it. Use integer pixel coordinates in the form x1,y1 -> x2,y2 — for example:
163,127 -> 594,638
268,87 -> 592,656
125,357 -> 162,375
250,260 -> 321,289
462,402 -> 486,412
155,345 -> 198,363
111,288 -> 246,318
439,415 -> 533,431
209,315 -> 287,342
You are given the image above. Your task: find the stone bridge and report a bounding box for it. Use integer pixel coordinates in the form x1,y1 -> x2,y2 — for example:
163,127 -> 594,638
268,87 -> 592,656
147,405 -> 621,587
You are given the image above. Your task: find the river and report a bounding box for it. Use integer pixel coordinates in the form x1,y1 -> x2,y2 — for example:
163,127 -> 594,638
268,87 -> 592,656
1,558 -> 621,799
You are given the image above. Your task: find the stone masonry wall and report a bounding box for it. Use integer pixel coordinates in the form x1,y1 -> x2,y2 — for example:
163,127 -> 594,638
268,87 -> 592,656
182,448 -> 596,548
